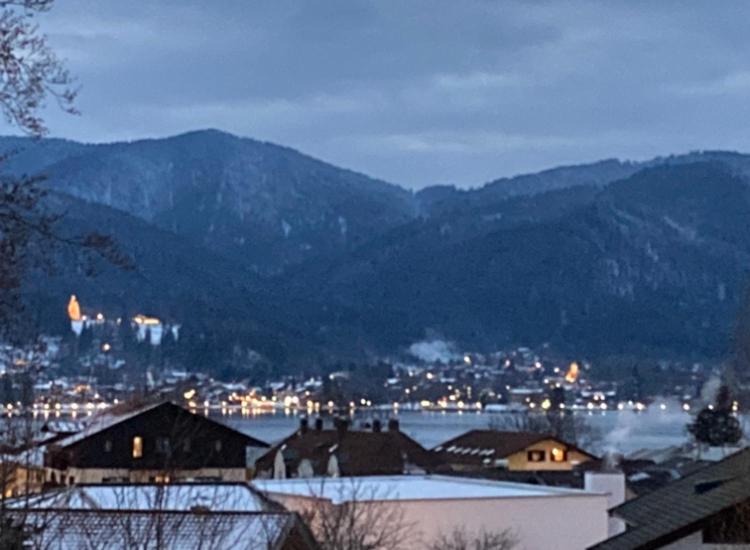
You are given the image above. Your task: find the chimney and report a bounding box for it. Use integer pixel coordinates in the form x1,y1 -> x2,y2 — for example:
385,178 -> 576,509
372,419 -> 382,433
585,469 -> 626,538
388,418 -> 400,432
299,417 -> 309,434
314,417 -> 324,431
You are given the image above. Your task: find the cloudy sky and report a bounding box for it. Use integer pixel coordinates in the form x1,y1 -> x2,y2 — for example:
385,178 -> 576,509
21,0 -> 750,188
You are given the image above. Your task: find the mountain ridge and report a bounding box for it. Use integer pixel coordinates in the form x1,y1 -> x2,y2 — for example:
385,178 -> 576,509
5,130 -> 750,371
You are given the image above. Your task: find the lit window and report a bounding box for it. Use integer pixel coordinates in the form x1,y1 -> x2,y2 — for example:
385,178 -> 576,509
551,447 -> 567,463
527,450 -> 546,462
132,436 -> 143,458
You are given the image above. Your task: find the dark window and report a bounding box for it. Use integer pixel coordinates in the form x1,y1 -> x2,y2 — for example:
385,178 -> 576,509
527,450 -> 546,462
195,476 -> 222,482
214,440 -> 222,453
68,476 -> 75,485
104,440 -> 113,453
156,437 -> 171,454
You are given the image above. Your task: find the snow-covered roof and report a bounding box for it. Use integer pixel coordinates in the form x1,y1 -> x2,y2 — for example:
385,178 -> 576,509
52,401 -> 165,448
0,446 -> 45,468
42,419 -> 86,434
13,510 -> 296,550
254,475 -> 600,504
16,483 -> 268,512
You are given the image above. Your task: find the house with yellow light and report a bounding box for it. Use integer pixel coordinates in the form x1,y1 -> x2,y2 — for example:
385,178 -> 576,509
432,429 -> 597,472
43,401 -> 269,485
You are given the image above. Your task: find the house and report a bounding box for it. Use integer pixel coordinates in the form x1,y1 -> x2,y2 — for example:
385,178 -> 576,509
0,448 -> 46,497
432,429 -> 597,471
0,422 -> 78,497
254,417 -> 444,479
255,474 -> 610,550
44,400 -> 269,484
590,448 -> 750,549
8,482 -> 318,549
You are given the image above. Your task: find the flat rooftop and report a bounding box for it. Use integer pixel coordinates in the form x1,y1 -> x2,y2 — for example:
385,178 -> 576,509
253,475 -> 599,503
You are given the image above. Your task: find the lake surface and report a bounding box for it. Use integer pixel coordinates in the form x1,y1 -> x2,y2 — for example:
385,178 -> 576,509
219,408 -> 695,454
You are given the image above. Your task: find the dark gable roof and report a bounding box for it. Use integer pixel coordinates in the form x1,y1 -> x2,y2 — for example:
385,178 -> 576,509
55,401 -> 269,450
590,448 -> 750,550
450,468 -> 585,488
432,429 -> 597,464
256,428 -> 444,477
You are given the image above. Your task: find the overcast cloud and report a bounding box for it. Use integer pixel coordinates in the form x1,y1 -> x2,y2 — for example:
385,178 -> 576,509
18,0 -> 750,188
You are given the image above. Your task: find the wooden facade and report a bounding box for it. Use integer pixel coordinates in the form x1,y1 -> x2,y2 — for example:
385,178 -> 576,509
44,401 -> 268,484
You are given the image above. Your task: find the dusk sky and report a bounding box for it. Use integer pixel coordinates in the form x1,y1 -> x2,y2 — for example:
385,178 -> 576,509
25,0 -> 750,188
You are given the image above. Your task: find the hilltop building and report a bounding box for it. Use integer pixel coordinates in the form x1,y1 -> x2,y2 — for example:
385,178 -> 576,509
66,295 -> 179,346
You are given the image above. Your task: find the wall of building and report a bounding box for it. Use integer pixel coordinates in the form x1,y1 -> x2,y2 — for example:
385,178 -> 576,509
661,530 -> 749,550
268,493 -> 609,550
4,465 -> 45,497
584,472 -> 626,537
49,467 -> 248,484
507,439 -> 592,471
46,403 -> 265,471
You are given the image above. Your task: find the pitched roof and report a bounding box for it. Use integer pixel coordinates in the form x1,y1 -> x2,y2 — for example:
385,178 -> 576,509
590,448 -> 750,550
255,428 -> 444,477
11,509 -> 316,550
12,482 -> 270,512
52,401 -> 268,449
432,429 -> 596,464
53,401 -> 165,447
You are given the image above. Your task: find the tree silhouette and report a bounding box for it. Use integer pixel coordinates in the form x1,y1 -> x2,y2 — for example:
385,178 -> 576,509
688,385 -> 742,447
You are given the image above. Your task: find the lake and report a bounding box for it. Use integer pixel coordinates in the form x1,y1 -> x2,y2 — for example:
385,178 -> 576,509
219,407 -> 696,454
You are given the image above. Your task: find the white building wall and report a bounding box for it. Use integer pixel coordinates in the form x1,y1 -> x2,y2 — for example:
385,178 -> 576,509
585,471 -> 627,537
268,493 -> 609,550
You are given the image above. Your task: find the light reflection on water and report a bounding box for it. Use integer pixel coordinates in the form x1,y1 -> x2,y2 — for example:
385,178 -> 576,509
220,408 -> 699,454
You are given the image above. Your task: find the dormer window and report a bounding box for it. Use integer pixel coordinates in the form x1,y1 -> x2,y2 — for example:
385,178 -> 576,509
551,447 -> 567,462
527,450 -> 545,462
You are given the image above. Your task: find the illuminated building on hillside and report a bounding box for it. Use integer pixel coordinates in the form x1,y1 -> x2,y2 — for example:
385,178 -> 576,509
565,361 -> 579,384
68,295 -> 84,336
133,315 -> 164,345
65,295 -> 179,347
